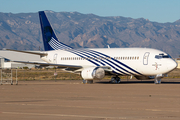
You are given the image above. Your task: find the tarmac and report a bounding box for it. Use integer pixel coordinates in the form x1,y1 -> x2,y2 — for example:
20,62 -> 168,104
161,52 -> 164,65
0,79 -> 180,120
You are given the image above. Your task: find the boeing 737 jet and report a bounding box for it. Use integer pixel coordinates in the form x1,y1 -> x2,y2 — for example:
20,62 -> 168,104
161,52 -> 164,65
6,11 -> 177,84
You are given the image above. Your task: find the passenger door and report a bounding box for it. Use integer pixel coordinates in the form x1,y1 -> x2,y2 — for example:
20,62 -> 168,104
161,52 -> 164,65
143,52 -> 150,65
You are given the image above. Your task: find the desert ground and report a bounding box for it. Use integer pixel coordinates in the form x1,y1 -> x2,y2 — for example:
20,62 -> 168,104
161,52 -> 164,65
0,78 -> 180,120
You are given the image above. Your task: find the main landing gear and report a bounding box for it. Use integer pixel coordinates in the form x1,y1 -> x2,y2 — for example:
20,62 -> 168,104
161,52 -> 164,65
111,76 -> 121,84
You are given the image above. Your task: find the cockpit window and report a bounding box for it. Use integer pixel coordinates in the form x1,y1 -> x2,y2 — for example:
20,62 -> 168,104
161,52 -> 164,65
162,55 -> 171,58
155,55 -> 162,59
155,54 -> 172,59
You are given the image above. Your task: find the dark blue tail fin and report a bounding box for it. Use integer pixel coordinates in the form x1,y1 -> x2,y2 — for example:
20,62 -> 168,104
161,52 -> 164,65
39,11 -> 73,51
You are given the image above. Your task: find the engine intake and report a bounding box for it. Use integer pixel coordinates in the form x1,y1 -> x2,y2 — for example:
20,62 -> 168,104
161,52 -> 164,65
81,67 -> 105,80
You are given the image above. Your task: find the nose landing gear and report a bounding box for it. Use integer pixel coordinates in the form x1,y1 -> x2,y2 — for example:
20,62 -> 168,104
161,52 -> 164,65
154,74 -> 167,84
111,76 -> 121,84
154,78 -> 161,84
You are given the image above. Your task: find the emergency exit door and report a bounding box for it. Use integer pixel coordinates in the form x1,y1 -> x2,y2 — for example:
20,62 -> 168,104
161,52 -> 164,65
53,54 -> 58,64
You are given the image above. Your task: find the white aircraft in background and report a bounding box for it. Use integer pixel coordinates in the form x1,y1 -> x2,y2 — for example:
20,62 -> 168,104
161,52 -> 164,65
6,11 -> 177,84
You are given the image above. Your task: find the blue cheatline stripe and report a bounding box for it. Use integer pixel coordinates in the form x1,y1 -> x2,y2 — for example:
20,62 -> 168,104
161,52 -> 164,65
49,39 -> 61,50
65,50 -> 100,67
49,38 -> 62,50
66,50 -> 105,66
52,38 -> 71,49
49,38 -> 71,50
50,40 -> 65,50
49,40 -> 56,50
90,49 -> 142,75
87,49 -> 143,75
48,37 -> 72,50
49,39 -> 60,50
67,49 -> 125,75
71,49 -> 142,75
68,49 -> 105,66
67,49 -> 129,75
74,49 -> 134,75
67,49 -> 120,75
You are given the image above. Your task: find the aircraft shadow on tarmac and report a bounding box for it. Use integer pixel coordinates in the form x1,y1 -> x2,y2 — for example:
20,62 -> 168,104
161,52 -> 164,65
96,80 -> 180,84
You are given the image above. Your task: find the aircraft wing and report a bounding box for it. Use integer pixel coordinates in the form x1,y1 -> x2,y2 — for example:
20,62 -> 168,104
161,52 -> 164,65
12,60 -> 82,69
12,60 -> 113,74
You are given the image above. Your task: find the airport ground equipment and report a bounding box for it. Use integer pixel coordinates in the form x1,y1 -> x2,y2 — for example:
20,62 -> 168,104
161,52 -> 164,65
0,68 -> 17,85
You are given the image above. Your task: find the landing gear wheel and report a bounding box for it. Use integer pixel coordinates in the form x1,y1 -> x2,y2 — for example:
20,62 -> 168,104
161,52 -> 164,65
111,76 -> 121,84
154,78 -> 161,84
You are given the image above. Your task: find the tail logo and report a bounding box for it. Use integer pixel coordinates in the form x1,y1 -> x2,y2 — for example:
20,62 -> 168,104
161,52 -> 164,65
39,11 -> 73,51
44,26 -> 53,42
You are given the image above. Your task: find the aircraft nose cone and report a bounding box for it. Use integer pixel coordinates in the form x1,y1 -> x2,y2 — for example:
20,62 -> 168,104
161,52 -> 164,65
167,60 -> 177,71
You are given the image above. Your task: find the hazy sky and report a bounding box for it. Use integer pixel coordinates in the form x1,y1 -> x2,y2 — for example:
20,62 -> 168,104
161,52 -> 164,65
0,0 -> 179,23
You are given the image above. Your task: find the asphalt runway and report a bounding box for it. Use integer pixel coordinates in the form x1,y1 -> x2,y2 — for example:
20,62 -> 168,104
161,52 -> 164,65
0,79 -> 180,120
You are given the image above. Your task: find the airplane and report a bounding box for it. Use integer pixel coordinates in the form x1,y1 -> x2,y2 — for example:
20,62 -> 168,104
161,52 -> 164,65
5,11 -> 177,84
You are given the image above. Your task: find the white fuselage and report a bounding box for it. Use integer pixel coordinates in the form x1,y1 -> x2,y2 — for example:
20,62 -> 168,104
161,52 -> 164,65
41,48 -> 177,76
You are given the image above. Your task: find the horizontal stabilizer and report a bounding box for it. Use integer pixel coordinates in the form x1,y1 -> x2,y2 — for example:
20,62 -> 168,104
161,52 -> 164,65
5,49 -> 47,56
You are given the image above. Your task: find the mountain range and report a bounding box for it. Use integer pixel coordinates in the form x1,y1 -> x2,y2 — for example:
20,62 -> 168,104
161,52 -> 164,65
0,11 -> 180,57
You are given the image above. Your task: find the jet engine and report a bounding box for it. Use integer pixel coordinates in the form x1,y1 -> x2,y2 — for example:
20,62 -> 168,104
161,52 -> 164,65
81,67 -> 105,80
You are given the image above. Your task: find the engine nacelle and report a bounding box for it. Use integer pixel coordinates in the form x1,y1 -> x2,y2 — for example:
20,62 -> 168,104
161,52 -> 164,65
135,76 -> 155,80
81,67 -> 105,80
